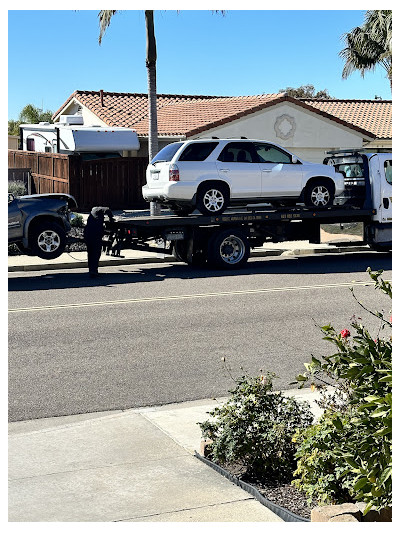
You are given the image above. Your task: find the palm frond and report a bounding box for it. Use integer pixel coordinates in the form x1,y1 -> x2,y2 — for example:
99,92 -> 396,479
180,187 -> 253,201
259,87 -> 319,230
98,10 -> 117,44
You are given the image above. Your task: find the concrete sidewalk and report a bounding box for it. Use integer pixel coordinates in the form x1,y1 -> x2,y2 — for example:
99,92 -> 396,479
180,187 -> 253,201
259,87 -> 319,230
9,389 -> 324,522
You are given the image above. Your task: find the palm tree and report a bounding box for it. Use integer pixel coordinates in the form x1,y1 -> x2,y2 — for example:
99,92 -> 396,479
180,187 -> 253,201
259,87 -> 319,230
340,10 -> 392,90
99,10 -> 159,161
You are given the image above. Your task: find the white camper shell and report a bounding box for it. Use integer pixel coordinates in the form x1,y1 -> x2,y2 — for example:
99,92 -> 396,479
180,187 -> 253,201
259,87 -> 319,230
20,116 -> 140,155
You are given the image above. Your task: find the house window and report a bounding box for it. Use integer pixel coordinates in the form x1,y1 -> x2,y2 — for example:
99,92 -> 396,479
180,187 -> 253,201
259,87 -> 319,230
26,138 -> 35,151
45,146 -> 52,153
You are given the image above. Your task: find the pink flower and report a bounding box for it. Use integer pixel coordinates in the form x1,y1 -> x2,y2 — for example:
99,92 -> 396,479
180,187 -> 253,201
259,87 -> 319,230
341,329 -> 351,339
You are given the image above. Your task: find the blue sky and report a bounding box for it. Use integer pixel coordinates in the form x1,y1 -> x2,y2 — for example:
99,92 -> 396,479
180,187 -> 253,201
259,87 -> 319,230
8,8 -> 393,121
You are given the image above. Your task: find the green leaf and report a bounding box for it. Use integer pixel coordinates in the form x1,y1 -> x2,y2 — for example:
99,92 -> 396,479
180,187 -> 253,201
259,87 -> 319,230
375,427 -> 392,436
332,417 -> 343,431
354,477 -> 369,491
344,456 -> 359,469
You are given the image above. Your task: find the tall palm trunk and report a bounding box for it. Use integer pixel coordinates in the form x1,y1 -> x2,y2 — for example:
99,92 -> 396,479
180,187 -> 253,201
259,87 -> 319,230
145,10 -> 158,163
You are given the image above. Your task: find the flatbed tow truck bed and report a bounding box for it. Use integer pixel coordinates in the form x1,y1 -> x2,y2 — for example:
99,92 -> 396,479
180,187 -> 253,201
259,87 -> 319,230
101,204 -> 377,269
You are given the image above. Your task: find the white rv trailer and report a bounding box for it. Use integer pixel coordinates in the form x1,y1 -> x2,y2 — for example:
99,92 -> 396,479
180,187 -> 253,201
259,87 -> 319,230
19,115 -> 140,155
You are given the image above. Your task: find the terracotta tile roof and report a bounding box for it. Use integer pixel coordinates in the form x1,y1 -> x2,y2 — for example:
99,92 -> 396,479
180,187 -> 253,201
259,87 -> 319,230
53,90 -> 391,139
133,94 -> 288,136
301,99 -> 392,139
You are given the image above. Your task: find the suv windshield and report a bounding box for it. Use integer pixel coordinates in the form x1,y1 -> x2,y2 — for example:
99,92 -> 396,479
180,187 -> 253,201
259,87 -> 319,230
151,142 -> 184,164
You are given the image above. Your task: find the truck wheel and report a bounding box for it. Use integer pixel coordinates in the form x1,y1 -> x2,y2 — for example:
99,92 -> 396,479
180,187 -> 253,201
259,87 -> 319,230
208,229 -> 250,269
196,183 -> 229,215
305,180 -> 334,208
173,239 -> 207,266
30,221 -> 66,260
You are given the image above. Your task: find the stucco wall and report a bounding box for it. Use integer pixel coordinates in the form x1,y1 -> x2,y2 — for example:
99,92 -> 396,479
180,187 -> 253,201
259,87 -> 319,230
191,102 -> 366,163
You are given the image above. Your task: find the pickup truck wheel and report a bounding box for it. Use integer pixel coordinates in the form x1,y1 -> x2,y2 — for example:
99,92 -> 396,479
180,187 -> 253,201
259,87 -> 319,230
305,180 -> 334,208
208,229 -> 249,269
30,221 -> 66,259
196,183 -> 229,215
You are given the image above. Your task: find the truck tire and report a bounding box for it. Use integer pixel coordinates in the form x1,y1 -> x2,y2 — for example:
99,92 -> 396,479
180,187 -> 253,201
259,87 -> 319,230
196,182 -> 229,215
304,179 -> 334,208
30,220 -> 66,260
208,229 -> 250,269
173,239 -> 207,266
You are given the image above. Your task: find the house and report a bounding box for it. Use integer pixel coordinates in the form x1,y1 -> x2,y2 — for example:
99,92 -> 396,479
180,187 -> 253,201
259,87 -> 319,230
52,90 -> 392,163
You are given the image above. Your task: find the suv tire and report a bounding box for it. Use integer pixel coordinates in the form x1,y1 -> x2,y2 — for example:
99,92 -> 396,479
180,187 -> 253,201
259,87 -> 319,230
304,179 -> 334,208
30,220 -> 66,259
196,182 -> 229,215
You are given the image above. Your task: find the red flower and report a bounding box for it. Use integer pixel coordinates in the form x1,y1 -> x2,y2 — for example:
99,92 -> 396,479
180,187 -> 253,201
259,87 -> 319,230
340,329 -> 351,339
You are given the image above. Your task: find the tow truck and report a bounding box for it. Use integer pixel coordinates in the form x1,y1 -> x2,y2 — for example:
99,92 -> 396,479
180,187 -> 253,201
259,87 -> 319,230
101,150 -> 392,269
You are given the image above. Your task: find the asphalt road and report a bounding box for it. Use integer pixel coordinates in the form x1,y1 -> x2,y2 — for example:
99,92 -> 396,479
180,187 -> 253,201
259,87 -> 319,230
8,251 -> 392,422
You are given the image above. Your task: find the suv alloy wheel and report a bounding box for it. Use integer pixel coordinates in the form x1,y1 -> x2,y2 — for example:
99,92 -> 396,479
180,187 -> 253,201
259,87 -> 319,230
196,182 -> 229,215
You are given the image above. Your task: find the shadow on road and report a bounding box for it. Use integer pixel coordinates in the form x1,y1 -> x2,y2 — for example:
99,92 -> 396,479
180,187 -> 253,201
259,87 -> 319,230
8,251 -> 392,292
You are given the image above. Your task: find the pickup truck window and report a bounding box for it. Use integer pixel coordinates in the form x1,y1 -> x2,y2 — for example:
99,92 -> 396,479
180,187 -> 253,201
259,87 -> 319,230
384,160 -> 392,184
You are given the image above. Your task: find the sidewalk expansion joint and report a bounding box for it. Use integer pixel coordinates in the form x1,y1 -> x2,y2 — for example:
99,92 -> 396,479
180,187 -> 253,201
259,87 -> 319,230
113,497 -> 255,522
9,453 -> 191,483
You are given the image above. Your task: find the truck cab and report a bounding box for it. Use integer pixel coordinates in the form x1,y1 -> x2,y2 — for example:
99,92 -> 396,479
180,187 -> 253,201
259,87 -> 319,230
324,150 -> 392,250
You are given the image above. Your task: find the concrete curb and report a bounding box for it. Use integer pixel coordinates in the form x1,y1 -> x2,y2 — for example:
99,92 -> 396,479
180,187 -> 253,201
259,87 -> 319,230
8,246 -> 370,273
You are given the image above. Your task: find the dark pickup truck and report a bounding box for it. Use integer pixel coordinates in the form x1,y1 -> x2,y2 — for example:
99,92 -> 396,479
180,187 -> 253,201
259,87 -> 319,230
8,193 -> 78,259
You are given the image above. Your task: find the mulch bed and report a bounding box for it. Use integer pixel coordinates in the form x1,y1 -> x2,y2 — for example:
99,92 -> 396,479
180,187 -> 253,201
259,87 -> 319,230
204,459 -> 318,520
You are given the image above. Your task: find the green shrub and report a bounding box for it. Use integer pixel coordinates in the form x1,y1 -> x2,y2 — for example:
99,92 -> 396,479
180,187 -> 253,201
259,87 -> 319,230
199,371 -> 313,482
293,269 -> 392,513
70,212 -> 84,227
8,180 -> 27,196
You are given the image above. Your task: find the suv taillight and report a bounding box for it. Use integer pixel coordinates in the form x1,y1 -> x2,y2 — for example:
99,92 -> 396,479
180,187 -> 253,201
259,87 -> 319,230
169,164 -> 180,181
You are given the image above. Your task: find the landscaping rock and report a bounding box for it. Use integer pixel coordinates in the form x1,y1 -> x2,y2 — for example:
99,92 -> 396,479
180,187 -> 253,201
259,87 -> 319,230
312,503 -> 392,522
311,503 -> 362,522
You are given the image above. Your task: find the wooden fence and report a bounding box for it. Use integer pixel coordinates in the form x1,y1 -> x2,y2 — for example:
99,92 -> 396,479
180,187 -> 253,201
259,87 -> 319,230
8,150 -> 149,211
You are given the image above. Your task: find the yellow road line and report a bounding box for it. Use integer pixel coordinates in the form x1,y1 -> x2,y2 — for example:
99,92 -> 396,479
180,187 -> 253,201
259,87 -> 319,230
8,280 -> 377,314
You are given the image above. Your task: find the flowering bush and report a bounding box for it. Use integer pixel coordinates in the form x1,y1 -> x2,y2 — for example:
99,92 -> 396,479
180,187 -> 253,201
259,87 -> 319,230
199,371 -> 313,482
293,269 -> 392,513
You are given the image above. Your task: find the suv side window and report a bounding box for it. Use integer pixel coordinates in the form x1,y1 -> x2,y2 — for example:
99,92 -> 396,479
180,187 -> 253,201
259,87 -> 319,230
254,142 -> 292,164
178,142 -> 219,162
218,142 -> 257,163
384,160 -> 392,184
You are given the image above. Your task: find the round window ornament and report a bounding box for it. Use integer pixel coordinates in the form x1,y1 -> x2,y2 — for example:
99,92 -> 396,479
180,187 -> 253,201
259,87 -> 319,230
274,114 -> 296,140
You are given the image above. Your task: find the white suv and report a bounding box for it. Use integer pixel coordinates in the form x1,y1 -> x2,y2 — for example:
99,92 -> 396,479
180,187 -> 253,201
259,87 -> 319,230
143,139 -> 345,215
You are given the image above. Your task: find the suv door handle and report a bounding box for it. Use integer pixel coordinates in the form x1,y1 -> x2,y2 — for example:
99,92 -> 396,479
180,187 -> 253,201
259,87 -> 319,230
262,169 -> 272,172
219,169 -> 230,172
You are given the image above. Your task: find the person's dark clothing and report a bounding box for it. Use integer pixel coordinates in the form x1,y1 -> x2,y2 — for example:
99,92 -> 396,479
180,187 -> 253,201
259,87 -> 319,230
84,207 -> 114,276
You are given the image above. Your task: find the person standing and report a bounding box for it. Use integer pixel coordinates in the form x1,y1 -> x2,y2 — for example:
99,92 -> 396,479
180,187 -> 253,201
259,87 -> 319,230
83,206 -> 114,277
